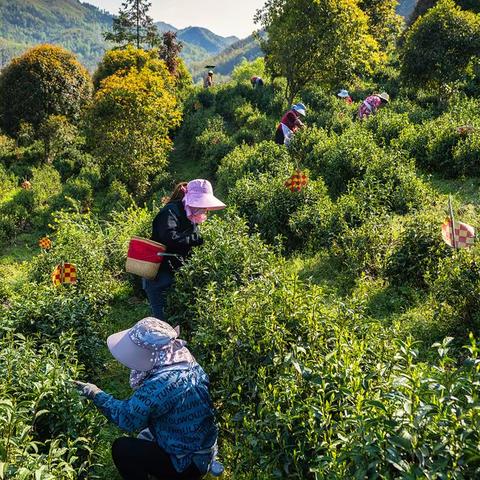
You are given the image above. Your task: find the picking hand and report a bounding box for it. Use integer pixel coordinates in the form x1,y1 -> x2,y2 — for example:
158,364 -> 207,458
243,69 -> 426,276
73,380 -> 101,399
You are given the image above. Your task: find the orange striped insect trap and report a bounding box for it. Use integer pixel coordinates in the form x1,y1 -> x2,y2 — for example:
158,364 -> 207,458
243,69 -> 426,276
126,237 -> 180,280
52,263 -> 77,287
285,171 -> 308,192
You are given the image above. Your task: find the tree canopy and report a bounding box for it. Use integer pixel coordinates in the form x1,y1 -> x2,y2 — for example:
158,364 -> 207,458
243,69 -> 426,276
0,44 -> 92,136
401,0 -> 480,91
86,64 -> 181,194
255,0 -> 383,103
104,0 -> 160,49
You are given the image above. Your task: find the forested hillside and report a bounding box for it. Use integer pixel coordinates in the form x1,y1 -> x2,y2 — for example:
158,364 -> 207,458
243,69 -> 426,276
1,0 -> 480,479
0,0 -> 239,70
191,34 -> 263,82
0,0 -> 111,69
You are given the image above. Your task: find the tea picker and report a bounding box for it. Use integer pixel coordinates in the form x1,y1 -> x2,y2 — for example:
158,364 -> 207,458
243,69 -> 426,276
126,180 -> 226,320
275,103 -> 307,147
358,92 -> 389,120
74,317 -> 224,479
204,65 -> 216,88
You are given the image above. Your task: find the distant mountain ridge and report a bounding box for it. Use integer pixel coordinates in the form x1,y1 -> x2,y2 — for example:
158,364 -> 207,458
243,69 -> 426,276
155,22 -> 239,65
0,0 -> 239,70
0,0 -> 439,78
191,34 -> 263,82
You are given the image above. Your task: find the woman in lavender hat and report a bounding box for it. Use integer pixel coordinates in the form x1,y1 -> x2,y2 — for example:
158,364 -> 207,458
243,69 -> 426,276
75,317 -> 223,479
143,179 -> 226,320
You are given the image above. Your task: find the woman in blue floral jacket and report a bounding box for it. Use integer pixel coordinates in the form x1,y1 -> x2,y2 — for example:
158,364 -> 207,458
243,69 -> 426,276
75,317 -> 222,479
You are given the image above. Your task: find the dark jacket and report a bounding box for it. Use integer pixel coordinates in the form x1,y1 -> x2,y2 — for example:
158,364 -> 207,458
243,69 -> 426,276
151,200 -> 203,272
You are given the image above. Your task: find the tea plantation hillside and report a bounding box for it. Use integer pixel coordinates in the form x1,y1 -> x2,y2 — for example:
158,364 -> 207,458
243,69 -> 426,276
1,2 -> 480,478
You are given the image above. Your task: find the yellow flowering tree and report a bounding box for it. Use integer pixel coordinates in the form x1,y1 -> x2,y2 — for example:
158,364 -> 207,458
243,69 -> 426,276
86,64 -> 181,195
93,45 -> 192,101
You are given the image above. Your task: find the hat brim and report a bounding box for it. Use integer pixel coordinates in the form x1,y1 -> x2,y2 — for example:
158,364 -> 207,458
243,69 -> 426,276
185,193 -> 226,211
338,93 -> 348,98
107,329 -> 153,371
295,108 -> 306,117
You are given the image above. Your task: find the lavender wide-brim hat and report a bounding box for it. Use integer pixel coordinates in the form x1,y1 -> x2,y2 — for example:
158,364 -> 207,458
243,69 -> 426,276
185,179 -> 226,211
107,317 -> 178,372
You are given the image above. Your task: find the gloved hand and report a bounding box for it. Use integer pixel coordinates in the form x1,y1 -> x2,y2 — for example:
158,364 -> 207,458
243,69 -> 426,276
73,380 -> 101,399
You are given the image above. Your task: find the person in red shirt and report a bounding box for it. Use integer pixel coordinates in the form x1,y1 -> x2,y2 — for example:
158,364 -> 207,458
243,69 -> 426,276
274,103 -> 306,146
250,76 -> 264,88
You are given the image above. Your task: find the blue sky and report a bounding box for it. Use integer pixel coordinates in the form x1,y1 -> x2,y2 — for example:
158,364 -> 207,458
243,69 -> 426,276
84,0 -> 266,38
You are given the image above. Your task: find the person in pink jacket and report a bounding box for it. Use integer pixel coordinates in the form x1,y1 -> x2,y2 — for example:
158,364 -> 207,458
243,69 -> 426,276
358,92 -> 390,120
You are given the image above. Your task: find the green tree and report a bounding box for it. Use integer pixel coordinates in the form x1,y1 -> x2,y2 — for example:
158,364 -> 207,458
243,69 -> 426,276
0,45 -> 92,136
232,57 -> 266,83
104,0 -> 160,49
409,0 -> 480,26
93,45 -> 164,89
86,65 -> 182,195
37,115 -> 78,164
401,0 -> 480,92
255,0 -> 383,103
359,0 -> 403,50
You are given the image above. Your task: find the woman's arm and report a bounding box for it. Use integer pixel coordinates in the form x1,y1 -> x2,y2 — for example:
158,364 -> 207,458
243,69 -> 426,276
92,382 -> 173,433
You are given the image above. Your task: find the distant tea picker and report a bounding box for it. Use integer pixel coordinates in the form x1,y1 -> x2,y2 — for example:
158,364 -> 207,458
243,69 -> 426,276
203,65 -> 216,88
275,103 -> 307,147
358,92 -> 389,120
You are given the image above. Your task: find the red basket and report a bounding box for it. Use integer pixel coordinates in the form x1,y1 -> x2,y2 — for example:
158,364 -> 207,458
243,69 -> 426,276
125,236 -> 167,279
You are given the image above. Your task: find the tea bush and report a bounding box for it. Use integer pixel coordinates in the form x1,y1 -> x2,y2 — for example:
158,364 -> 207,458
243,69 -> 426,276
167,212 -> 280,328
232,102 -> 274,145
300,85 -> 356,133
228,174 -> 332,250
394,99 -> 480,177
288,126 -> 333,174
350,153 -> 432,215
308,126 -> 385,198
0,188 -> 34,245
0,333 -> 102,478
177,109 -> 225,158
452,130 -> 480,174
428,245 -> 480,332
365,109 -> 411,146
189,269 -> 480,479
0,161 -> 16,199
193,116 -> 235,175
1,283 -> 110,373
31,164 -> 63,212
331,213 -> 397,277
385,210 -> 451,288
217,141 -> 294,195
